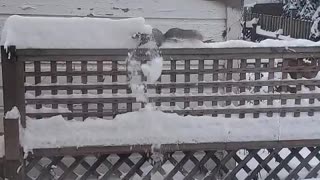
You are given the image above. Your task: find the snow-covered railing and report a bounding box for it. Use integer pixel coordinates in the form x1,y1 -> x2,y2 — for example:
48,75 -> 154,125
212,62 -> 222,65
2,45 -> 320,179
9,46 -> 320,123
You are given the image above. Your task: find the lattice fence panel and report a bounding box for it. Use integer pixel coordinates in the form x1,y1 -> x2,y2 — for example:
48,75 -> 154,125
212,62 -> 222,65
23,54 -> 320,120
25,147 -> 320,180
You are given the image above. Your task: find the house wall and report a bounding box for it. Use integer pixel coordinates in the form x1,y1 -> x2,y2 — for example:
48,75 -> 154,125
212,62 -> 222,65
226,7 -> 243,40
0,0 -> 230,41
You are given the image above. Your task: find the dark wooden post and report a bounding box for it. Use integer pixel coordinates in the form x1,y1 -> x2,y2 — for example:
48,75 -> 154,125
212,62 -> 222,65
251,24 -> 257,42
1,46 -> 26,127
1,46 -> 26,179
4,117 -> 24,179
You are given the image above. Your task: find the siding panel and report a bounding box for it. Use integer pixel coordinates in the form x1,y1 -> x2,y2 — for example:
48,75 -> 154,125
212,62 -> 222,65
0,0 -> 226,19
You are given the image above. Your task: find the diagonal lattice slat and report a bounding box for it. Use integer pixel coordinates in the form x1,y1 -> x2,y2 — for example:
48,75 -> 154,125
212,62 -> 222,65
25,146 -> 320,180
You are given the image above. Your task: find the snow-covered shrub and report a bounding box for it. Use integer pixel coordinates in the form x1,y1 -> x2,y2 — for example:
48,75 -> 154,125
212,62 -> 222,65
283,0 -> 319,20
310,5 -> 320,41
297,0 -> 317,20
310,17 -> 320,41
283,0 -> 304,17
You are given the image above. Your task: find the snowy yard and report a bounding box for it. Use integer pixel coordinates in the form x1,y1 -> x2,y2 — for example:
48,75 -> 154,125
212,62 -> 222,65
2,15 -> 320,179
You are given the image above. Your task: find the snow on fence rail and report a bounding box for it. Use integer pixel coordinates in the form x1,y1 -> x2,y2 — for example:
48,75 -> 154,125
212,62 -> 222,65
2,46 -> 320,179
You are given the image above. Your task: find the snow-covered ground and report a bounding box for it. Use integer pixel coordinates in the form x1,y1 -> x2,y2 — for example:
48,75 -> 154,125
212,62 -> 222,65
2,14 -> 320,179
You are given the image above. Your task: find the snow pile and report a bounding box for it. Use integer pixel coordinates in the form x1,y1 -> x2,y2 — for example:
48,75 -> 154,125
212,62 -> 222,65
5,106 -> 20,119
141,56 -> 163,83
26,105 -> 71,113
161,38 -> 320,48
243,18 -> 259,28
21,105 -> 320,153
256,26 -> 293,40
0,15 -> 152,49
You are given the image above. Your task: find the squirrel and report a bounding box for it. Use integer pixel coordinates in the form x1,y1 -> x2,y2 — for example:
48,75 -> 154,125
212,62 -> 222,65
133,28 -> 205,47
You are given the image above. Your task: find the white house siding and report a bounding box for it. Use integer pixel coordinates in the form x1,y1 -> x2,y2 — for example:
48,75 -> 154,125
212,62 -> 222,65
0,0 -> 229,41
0,0 -> 242,131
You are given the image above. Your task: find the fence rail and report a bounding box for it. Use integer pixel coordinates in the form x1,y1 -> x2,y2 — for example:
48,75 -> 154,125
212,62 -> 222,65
244,13 -> 313,40
2,46 -> 320,179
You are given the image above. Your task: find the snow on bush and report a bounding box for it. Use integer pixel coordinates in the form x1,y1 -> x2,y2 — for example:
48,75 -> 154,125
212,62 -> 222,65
0,15 -> 152,49
283,0 -> 319,20
298,0 -> 317,20
311,6 -> 320,41
310,17 -> 320,41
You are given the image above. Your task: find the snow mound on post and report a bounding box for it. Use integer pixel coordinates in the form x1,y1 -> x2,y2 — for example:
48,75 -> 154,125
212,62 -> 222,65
5,106 -> 20,119
0,15 -> 152,49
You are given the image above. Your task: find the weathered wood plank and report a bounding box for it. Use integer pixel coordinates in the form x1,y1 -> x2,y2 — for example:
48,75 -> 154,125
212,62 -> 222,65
28,139 -> 320,157
16,47 -> 320,56
281,59 -> 289,117
25,93 -> 320,104
25,79 -> 320,91
212,60 -> 219,117
170,60 -> 177,107
254,58 -> 261,118
24,65 -> 320,76
50,61 -> 58,109
239,59 -> 247,118
66,61 -> 73,120
81,61 -> 88,120
4,117 -> 24,179
2,46 -> 26,127
184,60 -> 191,109
267,58 -> 275,117
225,59 -> 233,118
112,61 -> 118,117
97,61 -> 104,118
198,60 -> 204,106
34,61 -> 42,109
26,106 -> 320,118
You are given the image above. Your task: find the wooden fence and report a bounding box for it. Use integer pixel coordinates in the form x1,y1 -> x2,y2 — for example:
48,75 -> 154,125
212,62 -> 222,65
244,13 -> 313,40
2,46 -> 320,179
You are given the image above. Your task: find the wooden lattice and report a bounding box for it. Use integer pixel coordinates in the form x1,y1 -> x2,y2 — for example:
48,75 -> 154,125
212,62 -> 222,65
14,47 -> 320,122
3,46 -> 320,179
25,147 -> 320,180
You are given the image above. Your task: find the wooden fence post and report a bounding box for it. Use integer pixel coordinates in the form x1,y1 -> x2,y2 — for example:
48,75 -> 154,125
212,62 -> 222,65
1,46 -> 26,179
1,46 -> 26,128
251,24 -> 257,42
4,117 -> 24,179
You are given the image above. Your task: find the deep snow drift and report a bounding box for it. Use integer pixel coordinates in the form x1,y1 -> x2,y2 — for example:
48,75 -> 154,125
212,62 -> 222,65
20,104 -> 320,153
